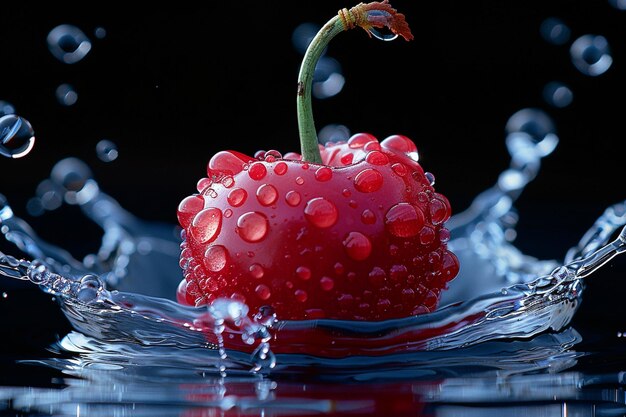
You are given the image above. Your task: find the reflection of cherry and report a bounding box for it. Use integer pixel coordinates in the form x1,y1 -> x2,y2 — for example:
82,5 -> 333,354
177,1 -> 458,322
180,379 -> 432,417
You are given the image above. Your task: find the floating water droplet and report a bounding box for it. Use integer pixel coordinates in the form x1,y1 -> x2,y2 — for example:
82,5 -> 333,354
543,81 -> 573,108
253,305 -> 277,327
570,34 -> 613,76
304,197 -> 338,228
365,10 -> 399,41
250,341 -> 276,372
96,139 -> 118,162
505,108 -> 556,144
609,0 -> 626,9
313,57 -> 345,99
425,172 -> 435,186
47,24 -> 92,64
539,17 -> 571,45
318,124 -> 350,144
0,101 -> 15,117
94,27 -> 107,39
76,274 -> 103,303
1,292 -> 6,299
50,157 -> 99,205
0,115 -> 35,159
291,22 -> 320,55
498,169 -> 527,192
55,84 -> 78,106
236,212 -> 269,242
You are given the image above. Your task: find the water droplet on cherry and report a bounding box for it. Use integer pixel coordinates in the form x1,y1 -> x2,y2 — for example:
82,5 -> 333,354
285,190 -> 301,206
248,162 -> 267,180
256,184 -> 278,206
191,208 -> 223,244
320,276 -> 334,291
348,133 -> 376,149
385,203 -> 425,238
236,212 -> 269,242
255,284 -> 271,300
204,245 -> 228,272
177,195 -> 205,228
365,150 -> 388,165
274,161 -> 288,175
227,188 -> 247,207
343,231 -> 372,261
354,168 -> 383,193
304,197 -> 338,228
296,266 -> 311,280
295,289 -> 308,302
295,176 -> 304,185
361,209 -> 376,224
249,263 -> 264,279
314,166 -> 332,181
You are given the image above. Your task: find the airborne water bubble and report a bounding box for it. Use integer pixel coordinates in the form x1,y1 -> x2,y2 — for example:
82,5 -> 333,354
0,101 -> 15,117
313,57 -> 345,99
0,115 -> 35,159
56,84 -> 78,106
570,34 -> 613,76
608,0 -> 626,11
96,139 -> 119,162
505,108 -> 556,144
47,24 -> 92,64
542,81 -> 573,108
539,17 -> 571,45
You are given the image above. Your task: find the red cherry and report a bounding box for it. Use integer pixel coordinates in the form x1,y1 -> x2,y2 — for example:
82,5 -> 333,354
177,134 -> 459,321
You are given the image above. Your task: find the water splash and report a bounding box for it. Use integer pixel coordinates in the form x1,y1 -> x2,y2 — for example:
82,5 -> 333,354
0,112 -> 625,372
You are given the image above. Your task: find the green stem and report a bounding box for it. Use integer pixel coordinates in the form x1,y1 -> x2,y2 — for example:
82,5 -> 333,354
295,1 -> 414,164
297,17 -> 344,164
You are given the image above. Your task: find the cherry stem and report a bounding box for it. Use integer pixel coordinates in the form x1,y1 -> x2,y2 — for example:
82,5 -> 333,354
296,1 -> 414,163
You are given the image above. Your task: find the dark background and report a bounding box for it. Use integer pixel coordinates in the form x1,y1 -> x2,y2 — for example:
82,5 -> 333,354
1,1 -> 625,366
